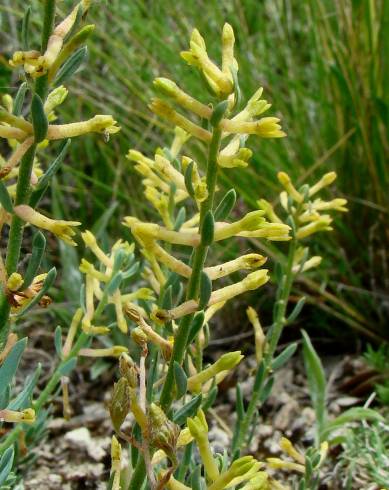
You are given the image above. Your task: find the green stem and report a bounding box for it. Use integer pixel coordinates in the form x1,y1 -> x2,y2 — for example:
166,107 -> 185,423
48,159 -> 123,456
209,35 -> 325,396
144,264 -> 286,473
233,238 -> 297,454
266,238 -> 297,360
0,1 -> 56,346
159,125 -> 222,411
128,125 -> 223,490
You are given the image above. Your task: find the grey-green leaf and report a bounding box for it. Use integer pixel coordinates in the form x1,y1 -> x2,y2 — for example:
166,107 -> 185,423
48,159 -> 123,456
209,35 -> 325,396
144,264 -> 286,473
173,394 -> 202,425
23,231 -> 46,288
214,189 -> 236,221
0,338 -> 27,398
173,362 -> 187,399
198,272 -> 212,310
31,94 -> 48,143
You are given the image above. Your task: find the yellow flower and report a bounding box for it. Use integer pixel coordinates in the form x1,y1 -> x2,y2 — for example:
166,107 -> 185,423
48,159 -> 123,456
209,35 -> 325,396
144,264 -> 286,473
187,351 -> 243,392
187,410 -> 220,481
149,99 -> 211,142
277,172 -> 304,203
0,408 -> 36,424
221,117 -> 286,138
153,78 -> 212,119
14,205 -> 80,245
47,115 -> 120,141
181,26 -> 234,96
78,346 -> 128,358
308,171 -> 337,196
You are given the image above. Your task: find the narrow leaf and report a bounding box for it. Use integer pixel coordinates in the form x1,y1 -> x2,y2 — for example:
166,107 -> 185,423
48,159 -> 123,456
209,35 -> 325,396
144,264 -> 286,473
16,267 -> 57,316
187,311 -> 205,346
21,6 -> 31,50
7,363 -> 41,410
0,447 -> 14,486
0,338 -> 27,398
236,383 -> 245,420
54,46 -> 88,86
302,330 -> 327,436
58,357 -> 77,376
200,211 -> 214,246
35,139 -> 71,190
272,342 -> 298,370
173,362 -> 187,399
184,161 -> 195,198
23,231 -> 46,288
214,189 -> 236,221
321,407 -> 384,440
286,297 -> 306,324
31,94 -> 48,143
54,325 -> 63,357
173,394 -> 202,425
198,272 -> 212,310
12,82 -> 28,116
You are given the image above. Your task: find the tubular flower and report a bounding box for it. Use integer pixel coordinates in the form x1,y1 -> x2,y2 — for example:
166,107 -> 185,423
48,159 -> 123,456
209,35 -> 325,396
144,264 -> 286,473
181,26 -> 234,96
277,172 -> 304,203
208,456 -> 260,490
187,410 -> 220,482
221,117 -> 286,138
110,436 -> 122,490
8,273 -> 51,313
149,99 -> 211,142
154,270 -> 269,322
9,0 -> 90,78
247,307 -> 266,363
0,408 -> 36,424
187,351 -> 243,392
308,171 -> 337,196
153,78 -> 212,119
47,115 -> 120,140
14,205 -> 81,245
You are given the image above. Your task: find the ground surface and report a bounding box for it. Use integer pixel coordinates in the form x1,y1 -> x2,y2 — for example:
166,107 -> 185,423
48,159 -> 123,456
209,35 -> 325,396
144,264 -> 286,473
15,344 -> 379,490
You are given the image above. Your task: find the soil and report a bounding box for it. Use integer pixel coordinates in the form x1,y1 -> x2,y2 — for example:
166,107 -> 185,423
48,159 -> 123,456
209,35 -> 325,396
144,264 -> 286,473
13,340 -> 381,490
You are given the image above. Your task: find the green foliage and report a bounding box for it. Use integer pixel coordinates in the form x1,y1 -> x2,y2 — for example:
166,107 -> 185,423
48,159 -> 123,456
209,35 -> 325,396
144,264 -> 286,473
364,343 -> 389,405
336,419 -> 389,489
0,2 -> 386,490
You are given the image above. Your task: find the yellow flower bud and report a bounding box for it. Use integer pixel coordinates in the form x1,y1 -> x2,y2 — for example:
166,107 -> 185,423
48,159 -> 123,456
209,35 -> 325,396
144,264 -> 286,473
0,408 -> 36,424
208,456 -> 258,490
78,346 -> 128,358
296,215 -> 333,239
277,172 -> 304,203
308,171 -> 337,196
279,437 -> 305,464
153,78 -> 212,119
44,86 -> 68,115
14,205 -> 80,246
187,351 -> 243,392
267,457 -> 305,473
47,115 -> 120,140
222,23 -> 237,79
6,272 -> 24,292
188,410 -> 220,482
247,307 -> 266,363
149,99 -> 211,142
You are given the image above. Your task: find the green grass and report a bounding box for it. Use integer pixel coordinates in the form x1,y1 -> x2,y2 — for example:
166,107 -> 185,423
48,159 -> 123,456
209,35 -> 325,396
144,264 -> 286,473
0,0 -> 388,340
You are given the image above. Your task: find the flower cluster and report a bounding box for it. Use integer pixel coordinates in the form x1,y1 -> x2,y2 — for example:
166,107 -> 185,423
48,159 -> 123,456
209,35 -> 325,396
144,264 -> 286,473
257,171 -> 348,273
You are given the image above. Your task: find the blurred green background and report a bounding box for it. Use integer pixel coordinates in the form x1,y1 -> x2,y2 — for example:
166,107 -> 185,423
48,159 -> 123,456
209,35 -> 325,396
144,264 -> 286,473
1,0 -> 388,343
